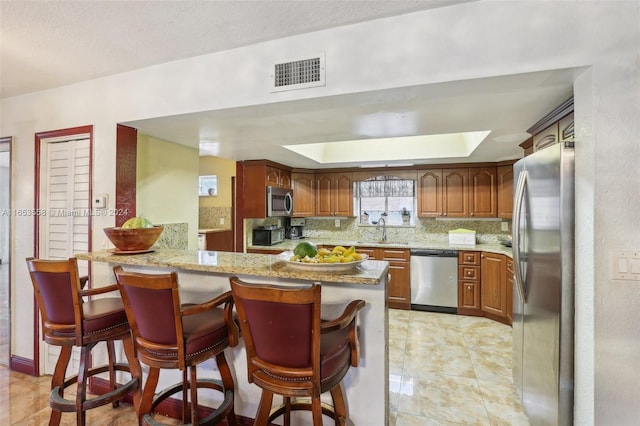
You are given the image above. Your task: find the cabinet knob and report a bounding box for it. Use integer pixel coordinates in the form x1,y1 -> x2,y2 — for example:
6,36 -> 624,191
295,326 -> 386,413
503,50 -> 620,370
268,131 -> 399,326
467,271 -> 472,276
470,212 -> 474,216
444,213 -> 447,216
467,285 -> 472,290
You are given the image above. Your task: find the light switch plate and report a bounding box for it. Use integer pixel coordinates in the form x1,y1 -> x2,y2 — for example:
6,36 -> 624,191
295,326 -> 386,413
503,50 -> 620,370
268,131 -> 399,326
612,250 -> 640,281
93,194 -> 107,209
334,219 -> 340,228
501,222 -> 509,232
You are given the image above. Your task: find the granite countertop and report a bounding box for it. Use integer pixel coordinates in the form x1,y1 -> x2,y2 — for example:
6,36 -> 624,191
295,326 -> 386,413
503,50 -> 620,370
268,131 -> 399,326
198,228 -> 232,233
249,238 -> 514,258
76,249 -> 388,285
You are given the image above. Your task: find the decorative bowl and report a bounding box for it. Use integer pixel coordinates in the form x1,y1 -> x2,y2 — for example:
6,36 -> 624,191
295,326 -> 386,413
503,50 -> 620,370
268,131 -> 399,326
103,226 -> 164,252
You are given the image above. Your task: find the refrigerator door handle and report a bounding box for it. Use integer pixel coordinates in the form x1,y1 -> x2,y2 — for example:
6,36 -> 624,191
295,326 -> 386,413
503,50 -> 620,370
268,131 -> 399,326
512,170 -> 527,303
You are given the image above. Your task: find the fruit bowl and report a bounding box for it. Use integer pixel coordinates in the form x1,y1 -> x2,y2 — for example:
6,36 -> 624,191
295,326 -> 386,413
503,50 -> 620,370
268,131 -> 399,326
103,226 -> 164,253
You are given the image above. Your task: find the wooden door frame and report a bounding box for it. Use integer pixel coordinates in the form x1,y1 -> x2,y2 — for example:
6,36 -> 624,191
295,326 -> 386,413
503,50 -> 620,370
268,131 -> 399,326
31,125 -> 93,376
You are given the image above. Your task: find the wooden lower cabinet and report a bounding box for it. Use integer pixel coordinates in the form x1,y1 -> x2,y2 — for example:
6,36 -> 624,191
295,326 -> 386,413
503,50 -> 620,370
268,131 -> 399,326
506,258 -> 514,325
204,230 -> 234,252
458,251 -> 482,316
358,246 -> 410,310
481,252 -> 507,320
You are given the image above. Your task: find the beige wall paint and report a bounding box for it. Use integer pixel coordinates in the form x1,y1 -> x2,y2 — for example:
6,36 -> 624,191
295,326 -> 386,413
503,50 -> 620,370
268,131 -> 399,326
198,156 -> 236,208
137,133 -> 199,249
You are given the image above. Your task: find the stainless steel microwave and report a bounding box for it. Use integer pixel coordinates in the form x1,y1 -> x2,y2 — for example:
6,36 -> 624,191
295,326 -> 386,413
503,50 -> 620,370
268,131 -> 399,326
266,186 -> 293,217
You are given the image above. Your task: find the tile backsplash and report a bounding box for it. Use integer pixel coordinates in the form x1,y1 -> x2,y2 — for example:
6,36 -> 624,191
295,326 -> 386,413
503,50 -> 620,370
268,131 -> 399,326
199,207 -> 232,229
246,217 -> 511,245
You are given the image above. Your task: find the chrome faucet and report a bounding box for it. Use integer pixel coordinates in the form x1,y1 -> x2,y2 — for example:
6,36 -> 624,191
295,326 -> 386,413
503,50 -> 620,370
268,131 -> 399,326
376,217 -> 387,242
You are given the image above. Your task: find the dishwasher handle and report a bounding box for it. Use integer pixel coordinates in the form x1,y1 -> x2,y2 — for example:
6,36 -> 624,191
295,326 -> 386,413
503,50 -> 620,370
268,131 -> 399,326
410,249 -> 458,257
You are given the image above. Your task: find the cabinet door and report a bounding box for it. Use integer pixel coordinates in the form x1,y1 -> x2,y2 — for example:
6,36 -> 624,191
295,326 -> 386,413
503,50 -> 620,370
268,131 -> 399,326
533,122 -> 559,152
292,172 -> 315,217
381,249 -> 410,310
469,167 -> 497,217
205,230 -> 234,252
315,174 -> 333,216
279,170 -> 292,189
443,168 -> 469,217
481,252 -> 506,318
265,166 -> 280,187
417,169 -> 442,217
497,165 -> 514,219
559,112 -> 574,142
459,281 -> 480,310
387,261 -> 411,310
333,172 -> 353,216
315,172 -> 353,216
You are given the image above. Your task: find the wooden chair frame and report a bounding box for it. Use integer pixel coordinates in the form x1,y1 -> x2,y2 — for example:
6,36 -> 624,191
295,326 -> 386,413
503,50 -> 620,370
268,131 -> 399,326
114,266 -> 238,426
26,257 -> 140,426
229,276 -> 365,426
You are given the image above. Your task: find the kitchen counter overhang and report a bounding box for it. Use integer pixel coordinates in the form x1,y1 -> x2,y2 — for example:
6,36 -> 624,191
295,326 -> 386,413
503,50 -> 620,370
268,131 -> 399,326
75,248 -> 390,425
76,249 -> 388,285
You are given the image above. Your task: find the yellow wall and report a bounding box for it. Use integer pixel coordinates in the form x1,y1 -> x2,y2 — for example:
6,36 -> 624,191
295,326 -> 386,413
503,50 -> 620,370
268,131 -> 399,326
137,134 -> 199,249
199,156 -> 236,207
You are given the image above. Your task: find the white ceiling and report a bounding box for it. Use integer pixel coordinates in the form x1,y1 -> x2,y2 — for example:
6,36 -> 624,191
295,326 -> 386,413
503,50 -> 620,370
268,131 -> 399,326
1,0 -> 576,168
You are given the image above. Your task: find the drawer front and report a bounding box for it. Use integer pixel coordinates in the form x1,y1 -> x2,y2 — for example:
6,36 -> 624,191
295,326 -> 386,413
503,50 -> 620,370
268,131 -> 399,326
459,251 -> 480,265
381,249 -> 410,262
459,265 -> 480,281
356,247 -> 377,260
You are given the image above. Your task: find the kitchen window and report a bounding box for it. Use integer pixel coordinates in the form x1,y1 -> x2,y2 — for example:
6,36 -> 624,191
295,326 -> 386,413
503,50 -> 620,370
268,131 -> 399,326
356,176 -> 415,226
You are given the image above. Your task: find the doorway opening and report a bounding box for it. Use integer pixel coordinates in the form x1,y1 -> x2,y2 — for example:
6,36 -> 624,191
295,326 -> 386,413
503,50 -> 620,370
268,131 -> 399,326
0,137 -> 12,366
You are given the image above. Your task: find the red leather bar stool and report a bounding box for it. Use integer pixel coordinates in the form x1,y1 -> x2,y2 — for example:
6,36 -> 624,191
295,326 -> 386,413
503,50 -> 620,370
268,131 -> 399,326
26,257 -> 141,426
229,276 -> 365,426
114,266 -> 238,426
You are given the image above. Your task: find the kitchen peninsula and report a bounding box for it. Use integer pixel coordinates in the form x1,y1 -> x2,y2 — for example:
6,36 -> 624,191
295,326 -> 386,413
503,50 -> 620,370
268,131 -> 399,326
76,249 -> 389,425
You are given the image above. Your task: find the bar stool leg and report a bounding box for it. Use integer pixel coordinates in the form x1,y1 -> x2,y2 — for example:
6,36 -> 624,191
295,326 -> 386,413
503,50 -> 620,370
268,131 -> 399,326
49,345 -> 72,426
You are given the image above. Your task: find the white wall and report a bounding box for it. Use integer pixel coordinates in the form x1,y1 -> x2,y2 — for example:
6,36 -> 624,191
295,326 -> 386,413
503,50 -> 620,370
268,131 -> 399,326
1,1 -> 639,423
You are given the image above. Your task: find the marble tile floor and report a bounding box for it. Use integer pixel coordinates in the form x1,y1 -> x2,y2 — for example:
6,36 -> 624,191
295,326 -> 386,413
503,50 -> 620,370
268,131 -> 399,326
0,309 -> 528,425
389,309 -> 529,426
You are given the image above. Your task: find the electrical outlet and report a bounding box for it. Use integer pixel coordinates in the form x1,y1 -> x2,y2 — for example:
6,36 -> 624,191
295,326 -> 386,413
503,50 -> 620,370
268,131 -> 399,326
334,219 -> 340,228
501,222 -> 509,232
219,218 -> 224,225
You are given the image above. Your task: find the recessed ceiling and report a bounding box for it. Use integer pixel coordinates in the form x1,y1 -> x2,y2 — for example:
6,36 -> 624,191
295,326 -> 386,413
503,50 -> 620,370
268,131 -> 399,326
283,131 -> 491,164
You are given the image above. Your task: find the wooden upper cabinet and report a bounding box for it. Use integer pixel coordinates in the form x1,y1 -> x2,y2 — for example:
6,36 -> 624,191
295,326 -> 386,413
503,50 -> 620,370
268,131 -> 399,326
559,112 -> 574,142
497,164 -> 514,219
417,169 -> 443,217
442,168 -> 469,217
469,167 -> 497,218
315,172 -> 353,217
291,172 -> 315,217
533,122 -> 559,152
266,165 -> 291,189
241,160 -> 292,218
418,167 -> 498,218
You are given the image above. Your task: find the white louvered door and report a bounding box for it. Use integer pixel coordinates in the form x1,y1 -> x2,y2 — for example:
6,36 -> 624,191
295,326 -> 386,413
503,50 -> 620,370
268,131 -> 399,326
39,137 -> 91,375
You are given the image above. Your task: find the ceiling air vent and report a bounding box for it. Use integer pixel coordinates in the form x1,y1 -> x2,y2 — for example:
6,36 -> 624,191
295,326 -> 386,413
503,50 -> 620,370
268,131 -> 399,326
270,54 -> 325,92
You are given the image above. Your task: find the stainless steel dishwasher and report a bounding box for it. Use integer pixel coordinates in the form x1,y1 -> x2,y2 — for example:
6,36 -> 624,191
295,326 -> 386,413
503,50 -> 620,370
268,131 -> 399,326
410,249 -> 458,313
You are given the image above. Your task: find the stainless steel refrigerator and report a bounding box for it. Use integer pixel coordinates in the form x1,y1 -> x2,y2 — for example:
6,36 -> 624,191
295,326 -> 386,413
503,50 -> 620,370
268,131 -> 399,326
512,142 -> 574,426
